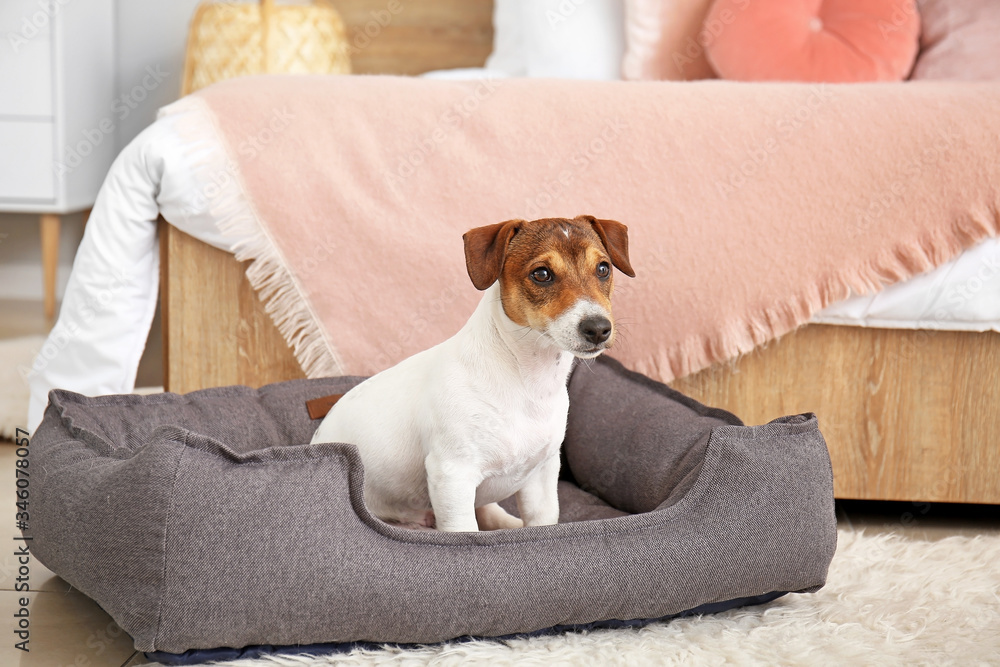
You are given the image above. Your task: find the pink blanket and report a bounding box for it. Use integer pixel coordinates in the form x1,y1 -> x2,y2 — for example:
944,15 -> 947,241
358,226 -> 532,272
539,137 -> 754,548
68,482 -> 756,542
184,75 -> 1000,382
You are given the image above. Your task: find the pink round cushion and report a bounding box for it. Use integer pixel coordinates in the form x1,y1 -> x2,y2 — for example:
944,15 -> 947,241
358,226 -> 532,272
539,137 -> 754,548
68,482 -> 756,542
704,0 -> 921,82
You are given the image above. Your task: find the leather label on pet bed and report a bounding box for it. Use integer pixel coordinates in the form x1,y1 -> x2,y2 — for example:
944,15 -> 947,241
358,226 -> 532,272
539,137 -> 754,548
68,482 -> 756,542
306,394 -> 343,420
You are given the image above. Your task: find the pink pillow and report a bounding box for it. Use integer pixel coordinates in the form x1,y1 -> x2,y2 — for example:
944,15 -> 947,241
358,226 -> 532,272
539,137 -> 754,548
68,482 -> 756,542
704,0 -> 921,83
911,0 -> 1000,80
622,0 -> 718,81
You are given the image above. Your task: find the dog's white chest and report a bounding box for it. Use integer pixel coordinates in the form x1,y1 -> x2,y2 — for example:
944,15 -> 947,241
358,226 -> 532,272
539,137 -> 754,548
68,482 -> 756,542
483,391 -> 567,471
464,384 -> 568,503
417,335 -> 573,507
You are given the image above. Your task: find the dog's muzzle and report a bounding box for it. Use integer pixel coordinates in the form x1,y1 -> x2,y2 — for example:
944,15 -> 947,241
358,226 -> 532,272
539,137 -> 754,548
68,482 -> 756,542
544,300 -> 615,358
578,315 -> 612,346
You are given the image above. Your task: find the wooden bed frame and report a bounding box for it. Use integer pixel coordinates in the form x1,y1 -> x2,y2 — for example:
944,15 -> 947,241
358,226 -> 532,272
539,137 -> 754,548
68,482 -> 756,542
161,0 -> 999,505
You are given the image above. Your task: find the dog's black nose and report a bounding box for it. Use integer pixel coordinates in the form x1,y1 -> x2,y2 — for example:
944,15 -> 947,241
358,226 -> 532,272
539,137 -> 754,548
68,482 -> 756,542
579,316 -> 612,345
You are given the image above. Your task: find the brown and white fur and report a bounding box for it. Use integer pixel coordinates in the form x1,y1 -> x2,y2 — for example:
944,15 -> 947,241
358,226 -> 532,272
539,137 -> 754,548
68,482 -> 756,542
310,215 -> 634,531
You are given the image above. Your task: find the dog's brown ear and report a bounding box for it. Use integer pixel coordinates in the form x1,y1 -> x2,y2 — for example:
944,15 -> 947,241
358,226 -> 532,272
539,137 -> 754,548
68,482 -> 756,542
463,219 -> 522,290
580,216 -> 635,278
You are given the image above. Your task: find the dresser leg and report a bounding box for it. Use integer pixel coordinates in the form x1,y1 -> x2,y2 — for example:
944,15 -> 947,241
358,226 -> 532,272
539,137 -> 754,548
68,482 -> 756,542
40,213 -> 60,321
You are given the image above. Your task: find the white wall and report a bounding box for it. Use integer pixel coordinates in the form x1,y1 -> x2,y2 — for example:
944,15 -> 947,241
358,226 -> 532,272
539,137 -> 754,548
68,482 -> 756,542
0,212 -> 85,300
0,0 -> 201,301
113,0 -> 202,154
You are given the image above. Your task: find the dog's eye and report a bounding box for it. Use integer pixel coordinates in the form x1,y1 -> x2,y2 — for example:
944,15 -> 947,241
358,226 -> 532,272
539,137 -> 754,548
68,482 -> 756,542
531,267 -> 553,284
596,262 -> 611,279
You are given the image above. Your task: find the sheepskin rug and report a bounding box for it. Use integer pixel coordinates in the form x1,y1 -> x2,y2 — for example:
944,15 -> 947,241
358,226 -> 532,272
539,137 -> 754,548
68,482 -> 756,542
0,335 -> 44,440
158,528 -> 1000,666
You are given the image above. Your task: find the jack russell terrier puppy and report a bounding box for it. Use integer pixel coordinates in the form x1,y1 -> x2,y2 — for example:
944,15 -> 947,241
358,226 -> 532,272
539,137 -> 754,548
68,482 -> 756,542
311,215 -> 634,532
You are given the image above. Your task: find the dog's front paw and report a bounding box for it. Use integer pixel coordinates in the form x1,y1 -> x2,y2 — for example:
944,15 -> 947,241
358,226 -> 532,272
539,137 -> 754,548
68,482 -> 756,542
523,515 -> 558,527
476,503 -> 524,530
435,517 -> 480,532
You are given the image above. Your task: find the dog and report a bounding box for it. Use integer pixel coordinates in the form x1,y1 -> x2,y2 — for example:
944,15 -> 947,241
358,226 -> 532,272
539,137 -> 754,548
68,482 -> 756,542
310,215 -> 634,532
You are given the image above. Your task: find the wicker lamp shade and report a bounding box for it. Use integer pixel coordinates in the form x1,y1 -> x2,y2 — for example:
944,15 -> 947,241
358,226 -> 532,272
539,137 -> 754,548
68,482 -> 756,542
182,0 -> 351,96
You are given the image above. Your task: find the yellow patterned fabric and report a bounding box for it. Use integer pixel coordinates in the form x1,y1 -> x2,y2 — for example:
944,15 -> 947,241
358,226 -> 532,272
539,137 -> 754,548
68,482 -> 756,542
182,0 -> 350,95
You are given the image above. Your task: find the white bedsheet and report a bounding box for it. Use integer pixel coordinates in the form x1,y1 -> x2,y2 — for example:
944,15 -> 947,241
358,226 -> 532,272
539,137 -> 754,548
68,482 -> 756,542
26,106 -> 237,431
815,238 -> 1000,330
26,103 -> 1000,431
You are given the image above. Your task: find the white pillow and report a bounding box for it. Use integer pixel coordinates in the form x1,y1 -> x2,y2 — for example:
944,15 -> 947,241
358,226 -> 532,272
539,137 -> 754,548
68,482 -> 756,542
420,68 -> 509,80
523,0 -> 626,80
485,0 -> 529,76
483,0 -> 625,80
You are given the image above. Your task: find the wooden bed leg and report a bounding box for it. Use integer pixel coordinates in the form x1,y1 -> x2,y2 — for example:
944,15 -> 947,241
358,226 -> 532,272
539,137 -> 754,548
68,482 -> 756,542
160,222 -> 305,394
40,213 -> 61,321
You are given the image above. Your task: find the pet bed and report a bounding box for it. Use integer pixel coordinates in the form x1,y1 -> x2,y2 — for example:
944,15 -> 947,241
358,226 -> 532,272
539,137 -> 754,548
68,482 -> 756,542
26,356 -> 836,657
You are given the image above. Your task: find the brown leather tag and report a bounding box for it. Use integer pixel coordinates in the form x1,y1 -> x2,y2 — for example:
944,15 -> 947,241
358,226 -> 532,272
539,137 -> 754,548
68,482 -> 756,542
306,393 -> 344,420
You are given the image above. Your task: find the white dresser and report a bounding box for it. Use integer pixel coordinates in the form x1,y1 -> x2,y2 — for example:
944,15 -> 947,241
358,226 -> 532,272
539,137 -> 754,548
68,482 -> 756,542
0,0 -> 115,316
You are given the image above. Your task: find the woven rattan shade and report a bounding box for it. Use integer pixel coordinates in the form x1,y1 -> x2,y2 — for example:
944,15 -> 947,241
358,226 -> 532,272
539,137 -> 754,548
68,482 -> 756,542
182,0 -> 351,95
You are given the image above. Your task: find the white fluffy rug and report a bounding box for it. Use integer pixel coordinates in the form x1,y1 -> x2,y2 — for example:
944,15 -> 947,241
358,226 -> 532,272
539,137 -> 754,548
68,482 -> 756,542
0,335 -> 45,439
158,529 -> 1000,667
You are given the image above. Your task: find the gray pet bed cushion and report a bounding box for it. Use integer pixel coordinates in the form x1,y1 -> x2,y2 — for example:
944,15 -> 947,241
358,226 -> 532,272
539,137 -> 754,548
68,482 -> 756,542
27,356 -> 836,654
